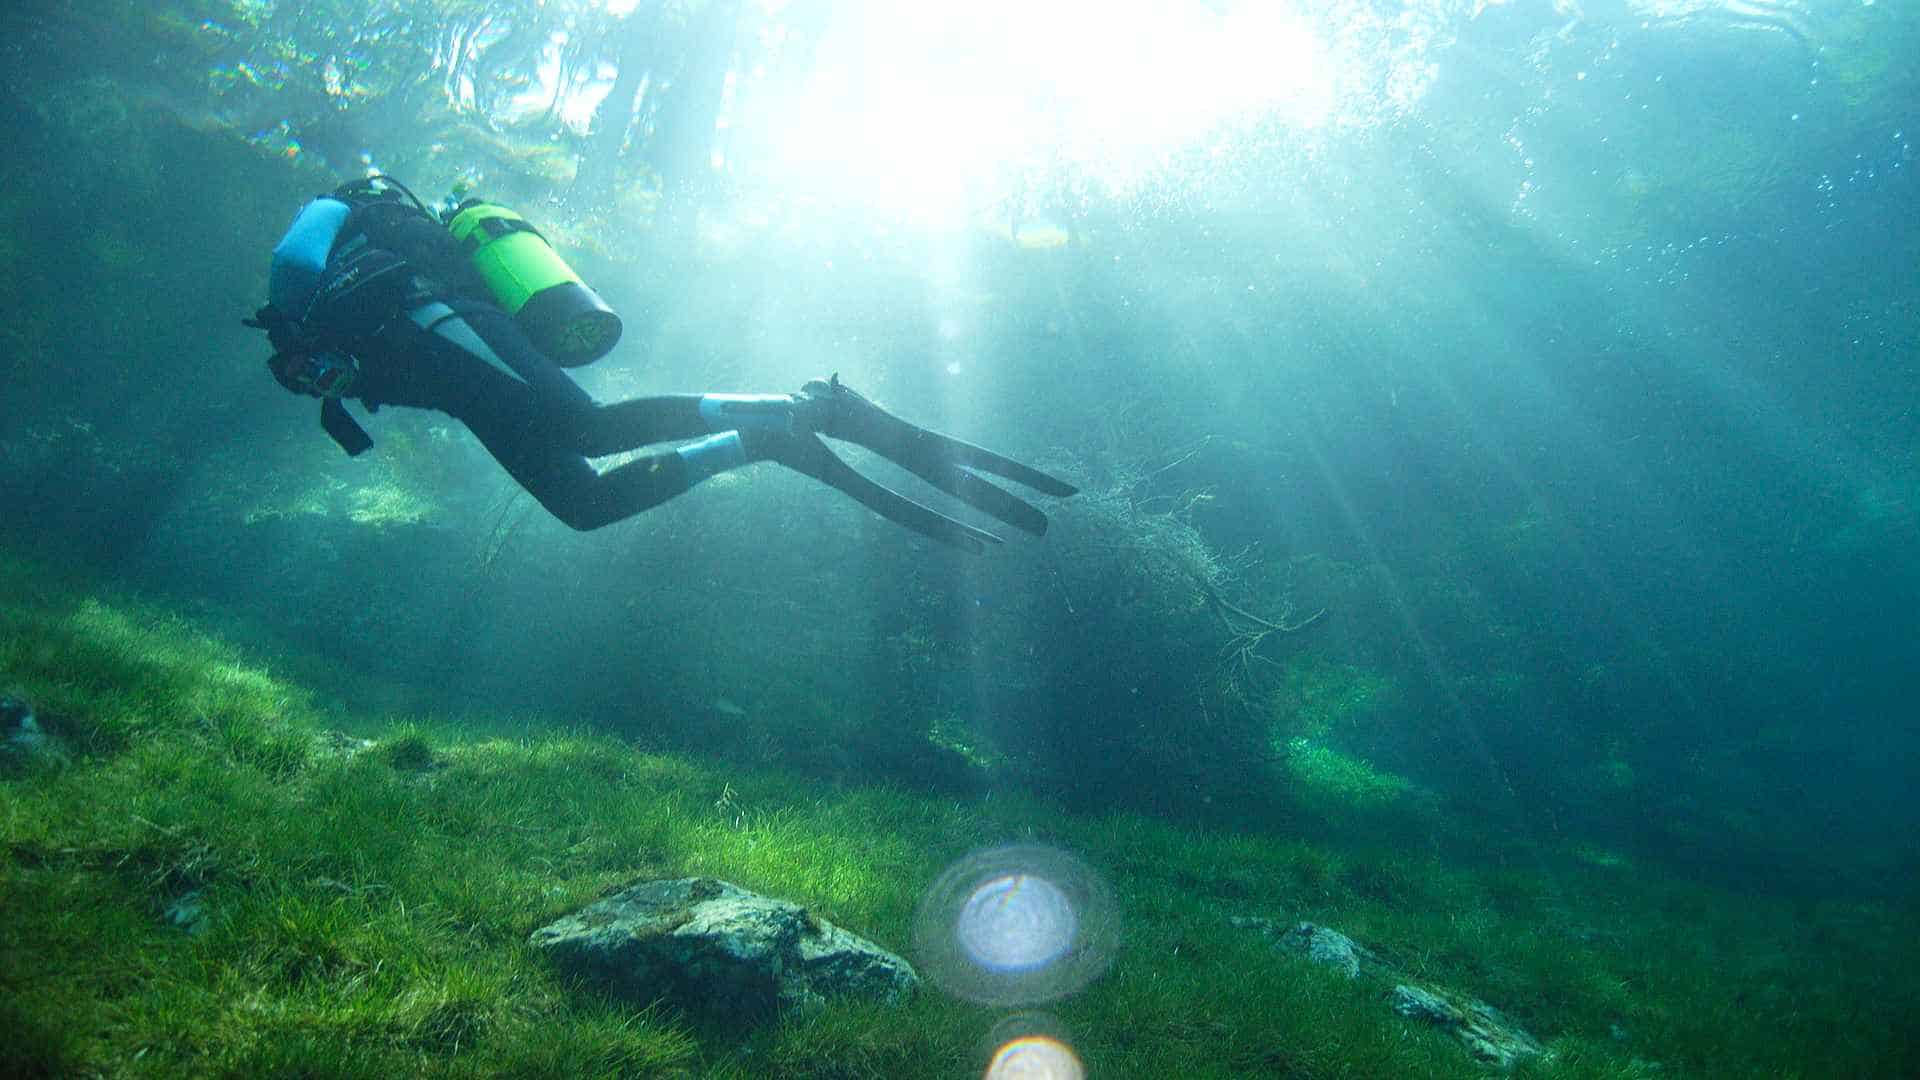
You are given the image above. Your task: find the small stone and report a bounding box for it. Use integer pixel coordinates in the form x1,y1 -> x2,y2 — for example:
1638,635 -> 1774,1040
1278,921 -> 1372,978
164,890 -> 209,937
314,730 -> 376,758
1,697 -> 67,768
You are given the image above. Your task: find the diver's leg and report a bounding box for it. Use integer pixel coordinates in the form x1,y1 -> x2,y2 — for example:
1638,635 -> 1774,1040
445,303 -> 790,452
582,392 -> 826,456
437,369 -> 711,531
580,395 -> 708,454
355,309 -> 702,530
514,453 -> 698,532
414,303 -> 833,526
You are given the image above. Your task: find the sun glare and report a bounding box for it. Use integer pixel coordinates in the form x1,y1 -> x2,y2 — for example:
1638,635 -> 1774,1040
752,1 -> 1352,222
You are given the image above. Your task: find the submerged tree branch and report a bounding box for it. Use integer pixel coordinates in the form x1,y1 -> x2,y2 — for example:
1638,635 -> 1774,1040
1208,589 -> 1325,635
1202,580 -> 1326,699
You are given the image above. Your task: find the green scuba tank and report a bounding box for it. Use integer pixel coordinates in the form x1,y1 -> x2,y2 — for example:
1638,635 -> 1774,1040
445,200 -> 622,366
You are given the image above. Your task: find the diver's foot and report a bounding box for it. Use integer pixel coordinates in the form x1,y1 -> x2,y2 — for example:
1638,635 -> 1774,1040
796,373 -> 897,444
737,426 -> 826,476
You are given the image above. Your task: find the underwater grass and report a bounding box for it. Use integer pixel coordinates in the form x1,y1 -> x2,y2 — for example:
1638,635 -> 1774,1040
3,554 -> 1917,1077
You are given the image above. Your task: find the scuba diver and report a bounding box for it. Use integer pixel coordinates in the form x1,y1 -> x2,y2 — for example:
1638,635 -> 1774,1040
246,176 -> 1075,553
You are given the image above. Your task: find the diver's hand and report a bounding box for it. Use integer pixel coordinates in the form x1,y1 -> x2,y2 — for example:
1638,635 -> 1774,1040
244,304 -> 307,354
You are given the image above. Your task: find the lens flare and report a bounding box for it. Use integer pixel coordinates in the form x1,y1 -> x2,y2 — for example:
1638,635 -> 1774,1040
985,1036 -> 1085,1080
979,1013 -> 1084,1080
958,873 -> 1077,972
914,844 -> 1117,1005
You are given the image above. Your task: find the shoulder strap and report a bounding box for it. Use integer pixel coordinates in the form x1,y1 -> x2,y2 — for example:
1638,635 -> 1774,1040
335,195 -> 487,300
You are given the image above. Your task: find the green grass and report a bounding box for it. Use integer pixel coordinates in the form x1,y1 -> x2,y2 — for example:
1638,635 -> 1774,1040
2,555 -> 1916,1077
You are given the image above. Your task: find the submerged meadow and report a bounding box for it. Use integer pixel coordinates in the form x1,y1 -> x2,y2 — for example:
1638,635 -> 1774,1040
3,556 -> 1916,1077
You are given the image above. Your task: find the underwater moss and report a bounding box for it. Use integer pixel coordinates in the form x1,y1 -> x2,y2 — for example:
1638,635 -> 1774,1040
243,475 -> 437,529
1282,737 -> 1414,811
346,482 -> 435,528
3,554 -> 1918,1078
1268,653 -> 1394,743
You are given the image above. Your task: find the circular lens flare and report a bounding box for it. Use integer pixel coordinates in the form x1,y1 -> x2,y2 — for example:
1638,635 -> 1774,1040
986,1036 -> 1086,1080
914,844 -> 1118,1005
958,873 -> 1078,972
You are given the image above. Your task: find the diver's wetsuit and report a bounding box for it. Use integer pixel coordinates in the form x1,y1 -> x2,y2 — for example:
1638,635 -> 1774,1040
261,179 -> 1077,548
350,296 -> 711,531
263,183 -> 767,532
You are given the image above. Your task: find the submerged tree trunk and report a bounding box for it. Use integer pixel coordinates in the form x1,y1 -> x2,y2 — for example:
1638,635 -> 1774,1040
575,3 -> 662,206
648,0 -> 743,238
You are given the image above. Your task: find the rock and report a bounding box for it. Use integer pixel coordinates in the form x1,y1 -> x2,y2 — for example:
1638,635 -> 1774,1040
1228,914 -> 1284,935
1232,917 -> 1375,978
530,877 -> 918,1018
314,730 -> 376,758
1277,921 -> 1374,979
1,697 -> 67,769
1390,983 -> 1547,1069
163,889 -> 209,936
1236,913 -> 1548,1069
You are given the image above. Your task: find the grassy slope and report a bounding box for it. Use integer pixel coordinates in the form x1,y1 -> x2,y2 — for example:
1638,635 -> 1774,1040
2,555 -> 1914,1078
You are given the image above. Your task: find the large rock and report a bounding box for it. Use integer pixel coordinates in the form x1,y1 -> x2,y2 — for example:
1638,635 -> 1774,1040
530,877 -> 917,1018
1391,983 -> 1546,1069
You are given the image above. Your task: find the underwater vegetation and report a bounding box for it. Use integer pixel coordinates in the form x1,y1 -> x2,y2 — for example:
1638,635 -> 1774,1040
3,0 -> 1918,1075
4,553 -> 1919,1077
0,0 -> 1907,895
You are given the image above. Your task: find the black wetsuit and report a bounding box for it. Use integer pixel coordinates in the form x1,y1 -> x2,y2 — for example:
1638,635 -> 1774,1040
350,297 -> 709,530
276,188 -> 724,532
270,185 -> 1073,548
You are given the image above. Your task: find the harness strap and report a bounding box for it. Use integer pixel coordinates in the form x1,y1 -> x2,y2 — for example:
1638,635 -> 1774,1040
407,302 -> 528,385
464,214 -> 545,250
